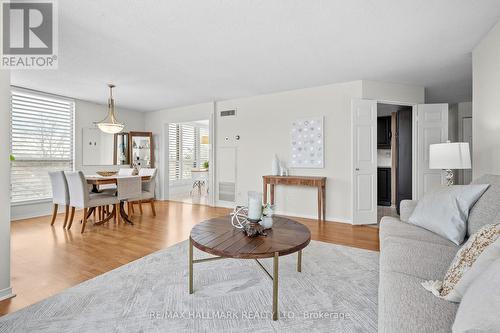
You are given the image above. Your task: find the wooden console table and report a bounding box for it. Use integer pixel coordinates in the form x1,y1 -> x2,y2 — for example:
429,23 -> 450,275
262,175 -> 326,221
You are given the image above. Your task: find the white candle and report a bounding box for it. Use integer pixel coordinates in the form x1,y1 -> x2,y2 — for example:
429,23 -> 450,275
247,191 -> 262,221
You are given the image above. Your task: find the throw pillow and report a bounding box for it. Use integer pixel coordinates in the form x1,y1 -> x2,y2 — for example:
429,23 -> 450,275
452,257 -> 500,332
422,223 -> 500,302
408,184 -> 489,245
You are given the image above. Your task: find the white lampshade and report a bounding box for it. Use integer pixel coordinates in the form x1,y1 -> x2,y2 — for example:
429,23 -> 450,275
429,142 -> 471,169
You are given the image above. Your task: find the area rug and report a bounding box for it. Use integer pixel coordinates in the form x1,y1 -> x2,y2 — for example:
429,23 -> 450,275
0,240 -> 379,332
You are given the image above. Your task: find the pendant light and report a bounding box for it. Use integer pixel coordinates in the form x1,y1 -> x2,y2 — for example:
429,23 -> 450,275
96,84 -> 124,134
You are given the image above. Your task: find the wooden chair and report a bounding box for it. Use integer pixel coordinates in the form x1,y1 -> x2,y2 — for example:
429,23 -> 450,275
65,171 -> 120,233
48,171 -> 71,228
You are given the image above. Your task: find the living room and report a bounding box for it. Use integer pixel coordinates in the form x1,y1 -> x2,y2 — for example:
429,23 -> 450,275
1,1 -> 500,332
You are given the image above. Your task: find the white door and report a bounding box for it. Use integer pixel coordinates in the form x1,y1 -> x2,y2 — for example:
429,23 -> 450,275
462,117 -> 473,184
352,99 -> 377,225
416,104 -> 448,199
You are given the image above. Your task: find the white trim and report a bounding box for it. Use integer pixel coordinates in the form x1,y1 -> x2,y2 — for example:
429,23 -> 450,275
0,287 -> 15,302
374,100 -> 419,201
274,211 -> 352,224
209,103 -> 216,207
11,198 -> 51,207
412,105 -> 418,200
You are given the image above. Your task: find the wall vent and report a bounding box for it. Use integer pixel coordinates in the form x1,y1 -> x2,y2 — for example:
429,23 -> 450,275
218,182 -> 236,202
220,109 -> 236,117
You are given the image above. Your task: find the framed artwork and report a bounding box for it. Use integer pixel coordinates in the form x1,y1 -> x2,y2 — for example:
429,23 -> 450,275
290,116 -> 324,168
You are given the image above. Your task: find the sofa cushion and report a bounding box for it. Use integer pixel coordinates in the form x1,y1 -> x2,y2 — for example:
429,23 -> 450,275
408,184 -> 489,245
452,258 -> 500,333
380,236 -> 457,280
379,270 -> 459,333
438,223 -> 500,302
380,217 -> 457,248
469,174 -> 500,236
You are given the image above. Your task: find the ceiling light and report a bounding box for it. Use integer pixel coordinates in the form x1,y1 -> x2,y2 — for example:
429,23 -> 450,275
96,84 -> 124,134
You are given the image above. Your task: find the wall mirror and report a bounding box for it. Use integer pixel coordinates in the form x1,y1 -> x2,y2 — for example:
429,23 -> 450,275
82,127 -> 115,165
114,132 -> 130,165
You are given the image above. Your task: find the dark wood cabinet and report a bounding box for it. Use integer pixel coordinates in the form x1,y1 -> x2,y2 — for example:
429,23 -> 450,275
377,116 -> 392,149
378,167 -> 391,206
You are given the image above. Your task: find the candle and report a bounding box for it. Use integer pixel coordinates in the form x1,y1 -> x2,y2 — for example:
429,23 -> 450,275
247,191 -> 262,221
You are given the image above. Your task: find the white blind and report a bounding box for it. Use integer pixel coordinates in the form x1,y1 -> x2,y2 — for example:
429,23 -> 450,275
10,89 -> 75,203
168,123 -> 208,183
181,124 -> 195,179
168,123 -> 180,182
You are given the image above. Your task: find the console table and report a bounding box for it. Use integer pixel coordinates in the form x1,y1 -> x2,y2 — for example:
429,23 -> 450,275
262,175 -> 326,221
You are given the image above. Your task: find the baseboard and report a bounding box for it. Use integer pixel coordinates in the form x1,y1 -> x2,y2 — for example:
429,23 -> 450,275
0,287 -> 15,302
274,210 -> 352,224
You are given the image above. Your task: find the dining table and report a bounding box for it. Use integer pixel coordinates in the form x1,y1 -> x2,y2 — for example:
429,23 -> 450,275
85,174 -> 151,225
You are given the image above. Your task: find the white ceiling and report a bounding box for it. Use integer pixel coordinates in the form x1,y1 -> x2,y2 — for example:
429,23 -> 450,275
11,0 -> 500,111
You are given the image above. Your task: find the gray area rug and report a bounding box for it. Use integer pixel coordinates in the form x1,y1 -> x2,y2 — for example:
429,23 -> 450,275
0,240 -> 379,332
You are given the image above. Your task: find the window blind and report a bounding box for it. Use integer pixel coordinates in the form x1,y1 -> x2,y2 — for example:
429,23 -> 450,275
10,89 -> 75,203
168,123 -> 209,183
181,124 -> 195,179
168,123 -> 180,182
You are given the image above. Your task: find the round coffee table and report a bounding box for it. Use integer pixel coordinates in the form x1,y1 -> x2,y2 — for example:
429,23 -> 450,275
189,215 -> 311,320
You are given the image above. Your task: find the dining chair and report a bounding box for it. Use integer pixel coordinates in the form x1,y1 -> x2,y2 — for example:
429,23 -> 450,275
139,168 -> 157,216
117,176 -> 142,218
118,168 -> 135,176
48,171 -> 71,228
65,171 -> 120,233
127,168 -> 156,215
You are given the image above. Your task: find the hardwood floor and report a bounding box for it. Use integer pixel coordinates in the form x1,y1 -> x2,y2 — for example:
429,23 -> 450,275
0,200 -> 379,316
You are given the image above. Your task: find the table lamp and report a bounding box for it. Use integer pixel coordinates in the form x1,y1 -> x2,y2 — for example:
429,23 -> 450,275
429,141 -> 471,186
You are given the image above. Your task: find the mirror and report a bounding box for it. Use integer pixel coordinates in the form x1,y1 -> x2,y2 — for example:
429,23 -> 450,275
82,127 -> 115,165
114,133 -> 130,165
82,128 -> 130,166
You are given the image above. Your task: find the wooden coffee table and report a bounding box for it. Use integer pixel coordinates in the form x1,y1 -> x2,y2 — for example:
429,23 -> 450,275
189,215 -> 311,320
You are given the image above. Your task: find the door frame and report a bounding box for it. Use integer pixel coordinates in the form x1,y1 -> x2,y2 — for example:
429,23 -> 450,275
161,108 -> 216,207
375,99 -> 419,201
352,99 -> 418,225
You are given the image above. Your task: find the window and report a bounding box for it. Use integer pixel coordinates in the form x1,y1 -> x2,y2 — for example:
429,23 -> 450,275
168,123 -> 209,183
10,89 -> 75,203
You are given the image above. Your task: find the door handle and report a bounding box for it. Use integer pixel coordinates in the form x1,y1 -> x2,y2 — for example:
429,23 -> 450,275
355,168 -> 359,171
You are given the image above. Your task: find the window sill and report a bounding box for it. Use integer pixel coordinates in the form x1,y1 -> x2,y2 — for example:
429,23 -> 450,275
11,198 -> 52,207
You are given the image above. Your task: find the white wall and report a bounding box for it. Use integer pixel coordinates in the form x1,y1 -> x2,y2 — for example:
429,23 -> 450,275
143,80 -> 423,223
0,70 -> 13,301
473,20 -> 500,178
215,80 -> 424,223
362,80 -> 425,104
11,99 -> 145,221
144,102 -> 214,200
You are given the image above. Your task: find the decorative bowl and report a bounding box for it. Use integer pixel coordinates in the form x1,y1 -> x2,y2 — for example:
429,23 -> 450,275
96,171 -> 118,177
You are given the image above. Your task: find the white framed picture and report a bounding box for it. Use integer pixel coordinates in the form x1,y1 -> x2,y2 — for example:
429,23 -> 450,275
290,116 -> 324,168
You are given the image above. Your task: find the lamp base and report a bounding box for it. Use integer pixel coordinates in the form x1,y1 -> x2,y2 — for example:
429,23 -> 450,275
445,169 -> 454,186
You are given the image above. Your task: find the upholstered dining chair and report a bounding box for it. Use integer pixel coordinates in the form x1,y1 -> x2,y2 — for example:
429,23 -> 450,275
117,176 -> 142,218
139,168 -> 157,216
65,171 -> 119,233
48,171 -> 71,228
118,168 -> 135,176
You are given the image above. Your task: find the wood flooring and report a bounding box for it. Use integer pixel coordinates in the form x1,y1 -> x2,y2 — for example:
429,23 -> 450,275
0,200 -> 379,316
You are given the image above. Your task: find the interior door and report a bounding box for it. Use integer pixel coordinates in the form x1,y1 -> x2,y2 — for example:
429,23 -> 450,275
416,104 -> 448,199
352,99 -> 377,225
462,117 -> 473,184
